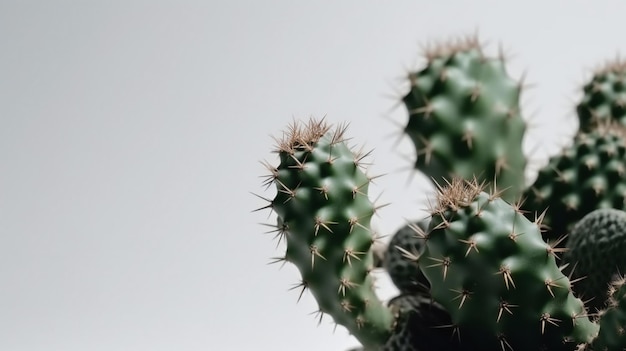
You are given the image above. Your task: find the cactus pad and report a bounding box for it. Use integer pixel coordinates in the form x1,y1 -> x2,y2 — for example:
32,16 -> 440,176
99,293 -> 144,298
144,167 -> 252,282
257,118 -> 393,347
419,177 -> 598,350
401,35 -> 527,202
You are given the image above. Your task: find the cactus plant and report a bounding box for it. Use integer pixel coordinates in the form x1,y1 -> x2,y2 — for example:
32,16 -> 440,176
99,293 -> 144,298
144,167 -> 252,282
401,35 -> 527,203
252,33 -> 626,351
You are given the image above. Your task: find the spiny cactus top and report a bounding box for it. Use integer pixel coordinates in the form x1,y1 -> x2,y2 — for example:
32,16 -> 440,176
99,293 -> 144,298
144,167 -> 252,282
256,118 -> 394,347
577,59 -> 626,132
401,35 -> 527,203
522,122 -> 626,245
419,177 -> 598,350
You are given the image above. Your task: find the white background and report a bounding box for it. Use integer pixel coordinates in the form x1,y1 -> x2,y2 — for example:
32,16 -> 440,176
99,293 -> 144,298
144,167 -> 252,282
0,1 -> 620,350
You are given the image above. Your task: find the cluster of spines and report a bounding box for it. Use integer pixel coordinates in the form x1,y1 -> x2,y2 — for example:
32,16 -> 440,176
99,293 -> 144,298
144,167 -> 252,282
255,118 -> 394,348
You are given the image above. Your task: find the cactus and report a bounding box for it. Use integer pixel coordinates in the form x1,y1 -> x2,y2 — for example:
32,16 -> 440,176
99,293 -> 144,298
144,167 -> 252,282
563,208 -> 626,311
252,34 -> 626,351
256,118 -> 394,347
401,35 -> 527,203
383,219 -> 431,294
577,59 -> 626,132
419,177 -> 598,350
522,122 -> 626,245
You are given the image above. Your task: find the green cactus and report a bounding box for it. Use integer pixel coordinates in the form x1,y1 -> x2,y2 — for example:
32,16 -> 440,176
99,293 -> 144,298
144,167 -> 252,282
563,208 -> 626,312
419,177 -> 599,350
522,122 -> 626,245
401,35 -> 527,203
590,276 -> 626,350
256,118 -> 394,347
383,219 -> 431,294
577,59 -> 626,132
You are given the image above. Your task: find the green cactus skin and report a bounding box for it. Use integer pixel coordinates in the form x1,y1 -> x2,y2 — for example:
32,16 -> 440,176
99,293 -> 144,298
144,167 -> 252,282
563,208 -> 626,312
383,219 -> 431,294
590,276 -> 626,351
419,178 -> 599,350
577,60 -> 626,132
257,118 -> 393,347
522,123 -> 626,245
401,35 -> 527,203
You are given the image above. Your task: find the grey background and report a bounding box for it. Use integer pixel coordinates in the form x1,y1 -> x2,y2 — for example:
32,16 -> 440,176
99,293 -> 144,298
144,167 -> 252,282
0,1 -> 621,350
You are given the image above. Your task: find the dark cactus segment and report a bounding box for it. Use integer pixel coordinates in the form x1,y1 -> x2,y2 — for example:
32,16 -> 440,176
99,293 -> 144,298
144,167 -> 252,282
257,118 -> 393,348
577,60 -> 626,132
563,208 -> 626,312
522,123 -> 626,245
383,219 -> 431,294
419,178 -> 599,350
591,276 -> 626,350
401,35 -> 527,203
381,294 -> 467,351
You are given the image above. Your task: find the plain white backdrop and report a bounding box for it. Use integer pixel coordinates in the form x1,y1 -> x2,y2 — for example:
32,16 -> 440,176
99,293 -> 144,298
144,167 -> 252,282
0,1 -> 623,350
